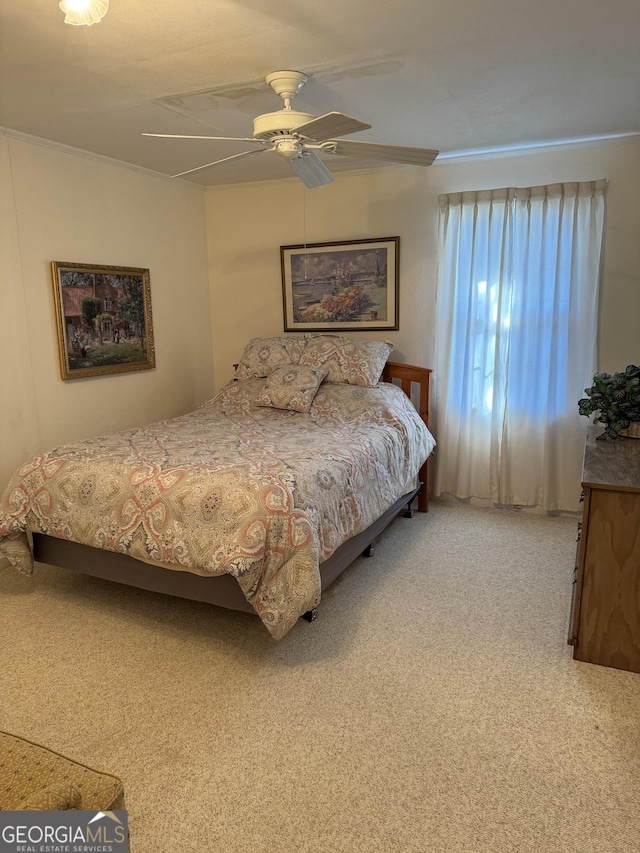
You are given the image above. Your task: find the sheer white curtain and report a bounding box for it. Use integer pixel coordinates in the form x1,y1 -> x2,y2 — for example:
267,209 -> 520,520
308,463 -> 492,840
434,180 -> 606,511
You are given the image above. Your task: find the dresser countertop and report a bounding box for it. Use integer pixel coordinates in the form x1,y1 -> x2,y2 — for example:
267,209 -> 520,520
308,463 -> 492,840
582,425 -> 640,490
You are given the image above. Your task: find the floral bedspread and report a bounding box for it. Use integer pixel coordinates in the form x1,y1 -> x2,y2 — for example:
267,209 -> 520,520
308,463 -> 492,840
0,380 -> 435,639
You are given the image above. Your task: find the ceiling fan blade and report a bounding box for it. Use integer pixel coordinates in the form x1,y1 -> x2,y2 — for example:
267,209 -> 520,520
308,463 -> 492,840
172,148 -> 271,178
291,112 -> 371,143
288,151 -> 335,189
143,132 -> 265,144
328,139 -> 439,166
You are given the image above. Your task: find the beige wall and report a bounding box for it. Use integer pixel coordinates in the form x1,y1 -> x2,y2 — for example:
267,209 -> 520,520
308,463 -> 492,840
0,133 -> 214,493
205,138 -> 640,390
3,132 -> 638,495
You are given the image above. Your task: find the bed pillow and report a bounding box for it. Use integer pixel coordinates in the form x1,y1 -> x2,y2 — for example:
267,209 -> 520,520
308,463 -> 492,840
299,336 -> 394,387
255,365 -> 328,413
235,336 -> 307,378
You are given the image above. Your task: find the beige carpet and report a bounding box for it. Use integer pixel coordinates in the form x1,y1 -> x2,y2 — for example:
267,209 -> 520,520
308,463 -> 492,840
1,500 -> 639,852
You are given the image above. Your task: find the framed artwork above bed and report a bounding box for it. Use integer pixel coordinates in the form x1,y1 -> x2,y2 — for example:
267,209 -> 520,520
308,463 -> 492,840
280,236 -> 399,332
52,261 -> 156,380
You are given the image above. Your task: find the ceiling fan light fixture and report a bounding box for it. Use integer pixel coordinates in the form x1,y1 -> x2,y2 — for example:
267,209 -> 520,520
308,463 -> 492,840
59,0 -> 109,26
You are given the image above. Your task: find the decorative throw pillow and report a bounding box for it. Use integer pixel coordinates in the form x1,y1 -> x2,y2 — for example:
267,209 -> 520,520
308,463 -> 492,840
235,336 -> 307,379
255,365 -> 329,413
299,335 -> 394,387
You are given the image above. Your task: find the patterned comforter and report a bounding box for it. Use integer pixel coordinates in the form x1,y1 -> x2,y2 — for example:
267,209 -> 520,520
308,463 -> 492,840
0,380 -> 435,638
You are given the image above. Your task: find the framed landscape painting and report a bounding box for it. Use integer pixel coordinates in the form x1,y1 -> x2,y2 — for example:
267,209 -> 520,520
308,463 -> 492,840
281,236 -> 399,332
52,261 -> 156,380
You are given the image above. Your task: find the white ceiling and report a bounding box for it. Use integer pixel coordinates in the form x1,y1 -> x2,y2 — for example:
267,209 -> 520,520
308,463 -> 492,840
1,0 -> 639,187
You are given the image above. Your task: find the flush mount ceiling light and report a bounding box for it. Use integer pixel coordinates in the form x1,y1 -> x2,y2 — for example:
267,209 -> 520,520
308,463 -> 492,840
59,0 -> 109,26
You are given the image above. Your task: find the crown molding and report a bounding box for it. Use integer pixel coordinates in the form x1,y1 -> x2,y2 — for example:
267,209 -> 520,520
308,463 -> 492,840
0,125 -> 205,190
435,132 -> 640,164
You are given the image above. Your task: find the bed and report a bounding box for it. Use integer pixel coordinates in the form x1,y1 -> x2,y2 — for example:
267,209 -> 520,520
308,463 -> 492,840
0,335 -> 435,639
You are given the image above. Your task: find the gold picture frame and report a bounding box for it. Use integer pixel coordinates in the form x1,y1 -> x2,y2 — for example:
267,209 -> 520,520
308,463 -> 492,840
281,236 -> 400,332
52,261 -> 156,380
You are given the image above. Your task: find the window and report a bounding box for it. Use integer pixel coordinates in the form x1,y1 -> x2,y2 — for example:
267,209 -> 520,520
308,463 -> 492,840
434,180 -> 606,511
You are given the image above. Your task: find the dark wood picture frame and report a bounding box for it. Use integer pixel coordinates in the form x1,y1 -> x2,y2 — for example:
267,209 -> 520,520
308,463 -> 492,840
281,236 -> 399,332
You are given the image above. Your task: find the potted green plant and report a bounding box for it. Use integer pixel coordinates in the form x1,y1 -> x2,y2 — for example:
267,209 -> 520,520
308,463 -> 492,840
578,365 -> 640,439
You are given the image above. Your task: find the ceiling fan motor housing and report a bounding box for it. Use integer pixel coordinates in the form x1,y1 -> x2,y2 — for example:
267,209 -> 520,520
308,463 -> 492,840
252,110 -> 316,141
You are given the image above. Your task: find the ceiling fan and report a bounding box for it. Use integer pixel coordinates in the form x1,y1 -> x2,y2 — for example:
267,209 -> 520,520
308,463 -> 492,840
143,70 -> 439,188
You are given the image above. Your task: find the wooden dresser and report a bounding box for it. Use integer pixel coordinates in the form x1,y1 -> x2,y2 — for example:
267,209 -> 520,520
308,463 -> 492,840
568,426 -> 640,673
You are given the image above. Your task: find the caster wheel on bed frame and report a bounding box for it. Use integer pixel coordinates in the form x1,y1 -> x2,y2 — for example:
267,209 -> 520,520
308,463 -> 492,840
302,607 -> 319,622
362,543 -> 375,558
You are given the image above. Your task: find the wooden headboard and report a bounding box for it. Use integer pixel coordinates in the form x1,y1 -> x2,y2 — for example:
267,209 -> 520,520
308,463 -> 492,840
382,360 -> 433,513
